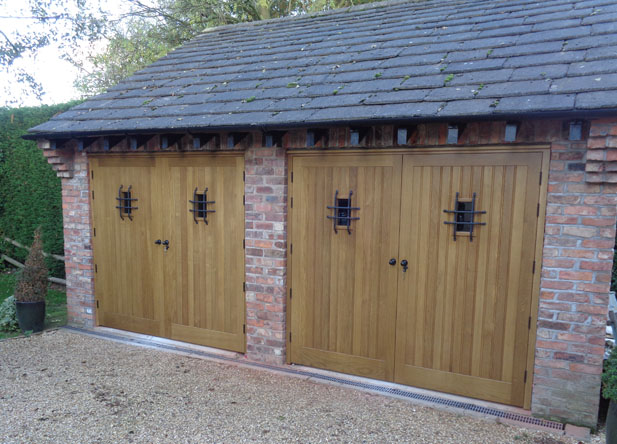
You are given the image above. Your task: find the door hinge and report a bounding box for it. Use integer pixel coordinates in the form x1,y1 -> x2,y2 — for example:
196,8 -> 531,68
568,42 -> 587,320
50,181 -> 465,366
528,316 -> 532,329
291,197 -> 293,208
290,243 -> 293,254
289,288 -> 292,300
532,260 -> 536,274
539,171 -> 542,186
243,170 -> 245,182
243,195 -> 245,206
243,282 -> 246,292
96,300 -> 99,309
95,264 -> 98,273
537,203 -> 540,217
91,190 -> 95,200
243,324 -> 246,334
243,239 -> 245,249
291,171 -> 293,183
91,170 -> 94,179
93,227 -> 96,237
289,332 -> 292,342
524,370 -> 528,383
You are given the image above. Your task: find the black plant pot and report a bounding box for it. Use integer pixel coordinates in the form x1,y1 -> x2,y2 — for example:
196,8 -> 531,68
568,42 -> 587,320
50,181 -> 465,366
608,400 -> 617,444
15,301 -> 45,333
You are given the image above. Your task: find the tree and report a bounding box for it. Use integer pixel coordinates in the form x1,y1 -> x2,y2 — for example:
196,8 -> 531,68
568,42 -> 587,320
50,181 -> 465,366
0,0 -> 105,103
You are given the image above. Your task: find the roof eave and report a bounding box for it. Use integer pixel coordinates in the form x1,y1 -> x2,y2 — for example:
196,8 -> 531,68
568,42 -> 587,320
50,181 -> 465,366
22,108 -> 617,141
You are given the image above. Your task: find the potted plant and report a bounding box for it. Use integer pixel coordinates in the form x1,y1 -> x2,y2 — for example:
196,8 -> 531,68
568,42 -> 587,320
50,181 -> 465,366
14,228 -> 48,333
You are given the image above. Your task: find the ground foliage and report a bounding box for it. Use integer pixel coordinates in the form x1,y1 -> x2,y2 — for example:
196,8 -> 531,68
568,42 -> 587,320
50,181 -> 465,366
0,102 -> 78,277
613,238 -> 617,293
0,295 -> 18,332
14,227 -> 48,303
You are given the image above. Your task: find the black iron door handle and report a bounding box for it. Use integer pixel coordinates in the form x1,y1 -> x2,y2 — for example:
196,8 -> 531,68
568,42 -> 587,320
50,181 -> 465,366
162,240 -> 170,251
400,259 -> 408,272
154,239 -> 162,245
389,258 -> 397,266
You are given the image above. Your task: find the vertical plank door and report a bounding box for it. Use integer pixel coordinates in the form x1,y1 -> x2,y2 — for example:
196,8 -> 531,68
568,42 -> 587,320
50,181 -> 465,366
289,153 -> 402,380
161,154 -> 246,352
394,150 -> 544,407
90,156 -> 164,336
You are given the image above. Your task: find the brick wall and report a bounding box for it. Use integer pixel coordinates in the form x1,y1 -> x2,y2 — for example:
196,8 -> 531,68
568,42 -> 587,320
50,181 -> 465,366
531,119 -> 617,428
38,140 -> 95,327
244,145 -> 288,364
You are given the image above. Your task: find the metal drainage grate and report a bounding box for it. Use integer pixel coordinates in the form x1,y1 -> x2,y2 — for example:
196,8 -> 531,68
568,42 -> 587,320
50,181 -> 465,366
64,326 -> 564,431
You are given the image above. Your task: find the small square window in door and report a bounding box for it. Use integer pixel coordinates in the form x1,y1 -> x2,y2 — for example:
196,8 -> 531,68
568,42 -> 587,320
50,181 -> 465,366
327,190 -> 360,234
443,192 -> 486,241
189,187 -> 216,224
115,185 -> 138,220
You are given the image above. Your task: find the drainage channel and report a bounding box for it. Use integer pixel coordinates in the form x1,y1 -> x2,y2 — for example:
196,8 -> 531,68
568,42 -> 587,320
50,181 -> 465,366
64,326 -> 564,432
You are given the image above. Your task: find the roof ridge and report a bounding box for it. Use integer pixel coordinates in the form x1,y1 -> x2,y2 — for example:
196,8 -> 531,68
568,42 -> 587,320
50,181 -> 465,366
194,0 -> 450,37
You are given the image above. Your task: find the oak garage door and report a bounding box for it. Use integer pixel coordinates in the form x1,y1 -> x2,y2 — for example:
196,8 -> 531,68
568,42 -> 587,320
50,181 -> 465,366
89,153 -> 246,352
288,147 -> 548,407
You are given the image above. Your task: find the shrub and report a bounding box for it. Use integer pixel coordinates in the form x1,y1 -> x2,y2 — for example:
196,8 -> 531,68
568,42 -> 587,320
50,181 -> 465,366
0,295 -> 18,332
604,347 -> 617,402
0,102 -> 80,278
14,228 -> 48,303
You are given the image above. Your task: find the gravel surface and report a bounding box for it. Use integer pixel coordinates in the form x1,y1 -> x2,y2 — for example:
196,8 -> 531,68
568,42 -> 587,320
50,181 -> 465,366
0,330 -> 605,444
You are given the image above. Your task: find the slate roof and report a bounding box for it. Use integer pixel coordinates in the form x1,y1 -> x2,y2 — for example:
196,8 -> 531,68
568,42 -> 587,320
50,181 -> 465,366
28,0 -> 617,138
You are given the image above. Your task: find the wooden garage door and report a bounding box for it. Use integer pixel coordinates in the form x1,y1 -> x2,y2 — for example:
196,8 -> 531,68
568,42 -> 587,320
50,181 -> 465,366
394,151 -> 544,407
289,154 -> 402,380
90,156 -> 163,337
289,148 -> 547,407
90,154 -> 245,352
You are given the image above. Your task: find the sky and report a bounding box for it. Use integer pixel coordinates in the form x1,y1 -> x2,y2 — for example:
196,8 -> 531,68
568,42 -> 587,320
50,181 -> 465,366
0,0 -> 138,107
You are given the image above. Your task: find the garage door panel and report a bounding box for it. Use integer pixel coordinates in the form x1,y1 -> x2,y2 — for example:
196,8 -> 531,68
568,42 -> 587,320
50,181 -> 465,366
98,311 -> 162,337
163,155 -> 245,352
90,157 -> 163,333
290,154 -> 402,380
395,152 -> 542,406
294,347 -> 387,380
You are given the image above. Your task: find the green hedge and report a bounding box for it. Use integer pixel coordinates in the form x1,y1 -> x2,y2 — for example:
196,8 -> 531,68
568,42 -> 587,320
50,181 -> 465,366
0,102 -> 80,278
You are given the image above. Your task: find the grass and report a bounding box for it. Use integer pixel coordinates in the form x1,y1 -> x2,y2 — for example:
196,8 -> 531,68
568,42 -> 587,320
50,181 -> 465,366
0,271 -> 67,339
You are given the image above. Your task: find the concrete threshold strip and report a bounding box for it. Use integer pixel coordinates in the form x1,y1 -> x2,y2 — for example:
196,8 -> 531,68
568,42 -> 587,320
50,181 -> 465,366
64,326 -> 564,434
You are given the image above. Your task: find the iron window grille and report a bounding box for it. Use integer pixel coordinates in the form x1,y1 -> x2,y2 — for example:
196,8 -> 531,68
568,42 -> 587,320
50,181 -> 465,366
189,187 -> 216,224
443,192 -> 486,241
327,190 -> 360,235
116,185 -> 138,220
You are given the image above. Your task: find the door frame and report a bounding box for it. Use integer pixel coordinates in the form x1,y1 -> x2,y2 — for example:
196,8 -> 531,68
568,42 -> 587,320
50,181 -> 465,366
89,151 -> 247,352
287,145 -> 549,409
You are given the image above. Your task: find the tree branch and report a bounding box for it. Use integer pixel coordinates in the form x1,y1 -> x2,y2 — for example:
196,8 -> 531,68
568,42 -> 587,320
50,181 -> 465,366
0,15 -> 65,20
0,29 -> 20,54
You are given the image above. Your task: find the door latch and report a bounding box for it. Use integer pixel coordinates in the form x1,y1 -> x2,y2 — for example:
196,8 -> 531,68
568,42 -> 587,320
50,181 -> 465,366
400,259 -> 408,272
154,239 -> 162,245
389,258 -> 397,266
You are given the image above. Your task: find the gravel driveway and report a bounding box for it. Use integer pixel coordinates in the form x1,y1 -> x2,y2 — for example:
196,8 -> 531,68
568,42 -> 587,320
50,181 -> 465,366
0,330 -> 603,443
